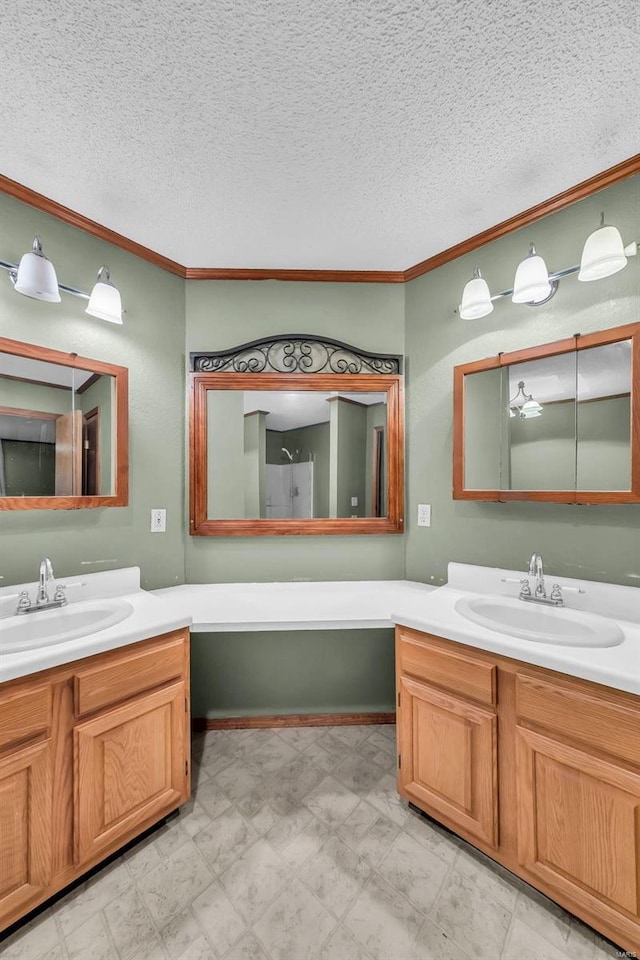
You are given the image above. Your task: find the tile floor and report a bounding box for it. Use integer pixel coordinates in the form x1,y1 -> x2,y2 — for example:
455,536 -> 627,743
1,724 -> 621,960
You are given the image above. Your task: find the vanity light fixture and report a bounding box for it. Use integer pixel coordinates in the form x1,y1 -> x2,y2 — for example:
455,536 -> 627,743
86,266 -> 123,324
13,236 -> 61,303
0,235 -> 124,323
457,214 -> 637,320
509,380 -> 543,420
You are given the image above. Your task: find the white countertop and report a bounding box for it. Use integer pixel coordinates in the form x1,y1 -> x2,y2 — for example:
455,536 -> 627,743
392,563 -> 640,696
2,564 -> 638,695
0,568 -> 191,683
152,579 -> 437,632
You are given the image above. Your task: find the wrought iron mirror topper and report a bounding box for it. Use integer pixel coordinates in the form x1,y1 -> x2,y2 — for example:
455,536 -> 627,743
190,335 -> 402,376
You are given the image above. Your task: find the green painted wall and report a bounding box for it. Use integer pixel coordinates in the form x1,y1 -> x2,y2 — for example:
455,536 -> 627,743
404,174 -> 640,588
190,629 -> 395,718
365,403 -> 387,514
0,194 -> 186,589
185,279 -> 406,582
330,399 -> 367,517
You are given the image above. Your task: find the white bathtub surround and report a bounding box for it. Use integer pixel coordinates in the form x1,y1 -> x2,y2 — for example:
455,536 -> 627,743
0,566 -> 191,683
152,580 -> 437,632
392,562 -> 640,696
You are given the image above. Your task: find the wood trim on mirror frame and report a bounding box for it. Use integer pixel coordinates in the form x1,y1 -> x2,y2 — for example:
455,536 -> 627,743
452,321 -> 640,504
189,372 -> 405,535
0,337 -> 129,510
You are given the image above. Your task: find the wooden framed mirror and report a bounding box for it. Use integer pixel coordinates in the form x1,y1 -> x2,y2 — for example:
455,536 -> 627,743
453,321 -> 640,503
0,337 -> 128,509
189,336 -> 404,535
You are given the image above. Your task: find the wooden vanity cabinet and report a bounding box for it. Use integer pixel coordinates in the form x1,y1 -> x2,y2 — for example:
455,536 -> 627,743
396,626 -> 640,954
0,629 -> 190,933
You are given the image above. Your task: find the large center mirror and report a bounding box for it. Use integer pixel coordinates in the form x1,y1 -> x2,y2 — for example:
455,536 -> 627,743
0,337 -> 128,509
454,322 -> 639,503
189,336 -> 404,535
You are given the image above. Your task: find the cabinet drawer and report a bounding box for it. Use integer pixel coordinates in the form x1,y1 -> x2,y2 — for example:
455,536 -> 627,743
0,685 -> 52,751
515,673 -> 640,767
397,628 -> 496,706
74,631 -> 186,717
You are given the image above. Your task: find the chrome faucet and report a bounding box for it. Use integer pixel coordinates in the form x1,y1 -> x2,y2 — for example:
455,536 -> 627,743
528,552 -> 546,599
37,557 -> 54,604
16,557 -> 70,615
500,552 -> 586,607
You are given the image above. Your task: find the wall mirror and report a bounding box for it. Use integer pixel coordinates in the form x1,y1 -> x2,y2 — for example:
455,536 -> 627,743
453,322 -> 639,503
0,337 -> 128,509
189,336 -> 404,535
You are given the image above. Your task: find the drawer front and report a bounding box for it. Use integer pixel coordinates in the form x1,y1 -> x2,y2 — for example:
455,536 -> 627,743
0,685 -> 52,751
74,631 -> 187,717
515,673 -> 640,767
397,628 -> 496,707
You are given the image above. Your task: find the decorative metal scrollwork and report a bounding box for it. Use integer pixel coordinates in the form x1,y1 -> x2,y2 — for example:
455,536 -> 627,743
190,335 -> 402,375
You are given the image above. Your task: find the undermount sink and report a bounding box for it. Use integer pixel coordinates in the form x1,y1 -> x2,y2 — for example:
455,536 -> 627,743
0,600 -> 134,653
454,595 -> 624,648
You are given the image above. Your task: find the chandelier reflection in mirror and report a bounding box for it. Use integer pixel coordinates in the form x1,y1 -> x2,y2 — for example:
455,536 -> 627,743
0,235 -> 123,324
509,380 -> 543,420
458,214 -> 638,320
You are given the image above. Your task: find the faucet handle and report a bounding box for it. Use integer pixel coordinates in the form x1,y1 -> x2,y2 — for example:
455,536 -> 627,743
519,578 -> 532,597
17,590 -> 31,611
53,584 -> 67,603
550,584 -> 563,602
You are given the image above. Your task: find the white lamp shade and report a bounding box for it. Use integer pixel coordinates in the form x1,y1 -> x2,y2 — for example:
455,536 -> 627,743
520,399 -> 543,419
14,239 -> 61,303
86,272 -> 123,324
578,224 -> 627,281
512,251 -> 551,304
459,276 -> 493,320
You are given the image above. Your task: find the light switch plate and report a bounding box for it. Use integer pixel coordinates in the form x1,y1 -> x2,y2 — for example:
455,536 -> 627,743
351,496 -> 358,507
417,504 -> 431,527
150,509 -> 166,533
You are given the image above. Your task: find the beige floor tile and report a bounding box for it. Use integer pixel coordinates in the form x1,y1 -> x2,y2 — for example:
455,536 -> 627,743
364,774 -> 409,829
245,734 -> 299,773
159,907 -> 204,958
335,801 -> 381,850
212,760 -> 263,802
177,799 -> 213,839
319,925 -> 373,960
268,755 -> 327,805
343,872 -> 424,960
514,886 -> 575,952
236,791 -> 283,836
0,912 -> 62,960
191,881 -> 246,957
104,887 -> 158,960
130,936 -> 168,960
402,811 -> 460,866
378,831 -> 450,914
302,740 -> 337,772
432,870 -> 512,960
219,839 -> 290,924
265,804 -> 314,851
298,835 -> 371,919
280,817 -> 331,868
253,877 -> 337,960
363,731 -> 396,757
332,754 -> 388,796
64,911 -> 115,960
224,933 -> 269,960
174,935 -> 213,960
192,806 -> 259,875
136,839 -> 213,927
454,844 -> 521,912
275,726 -> 324,751
56,861 -> 134,937
412,917 -> 470,960
303,776 -> 361,827
192,778 -> 233,820
502,918 -> 574,960
125,834 -> 163,881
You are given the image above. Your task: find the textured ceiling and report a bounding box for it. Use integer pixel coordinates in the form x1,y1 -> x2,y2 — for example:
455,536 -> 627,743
1,0 -> 638,270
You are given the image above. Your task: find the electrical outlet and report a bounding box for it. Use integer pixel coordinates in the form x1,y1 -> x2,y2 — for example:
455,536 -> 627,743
351,496 -> 358,507
417,504 -> 431,527
150,509 -> 166,533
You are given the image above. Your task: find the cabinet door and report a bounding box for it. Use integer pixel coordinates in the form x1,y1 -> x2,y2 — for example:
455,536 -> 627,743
398,674 -> 498,847
516,726 -> 640,945
0,740 -> 52,925
75,682 -> 188,865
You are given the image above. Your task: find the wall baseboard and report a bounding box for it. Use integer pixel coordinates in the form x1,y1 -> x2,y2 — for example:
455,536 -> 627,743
192,711 -> 396,731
